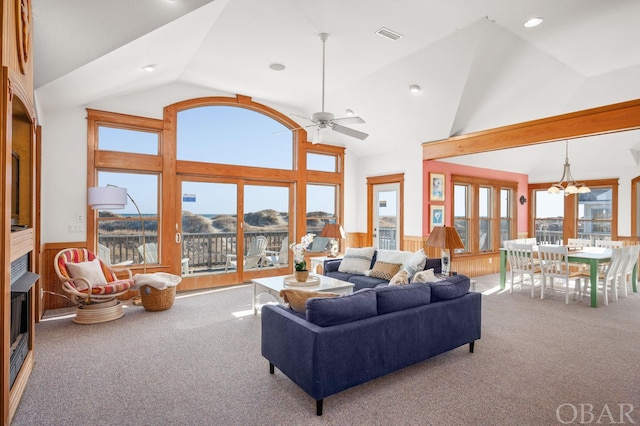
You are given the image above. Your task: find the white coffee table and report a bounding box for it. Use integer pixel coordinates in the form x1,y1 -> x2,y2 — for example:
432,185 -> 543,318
251,273 -> 354,314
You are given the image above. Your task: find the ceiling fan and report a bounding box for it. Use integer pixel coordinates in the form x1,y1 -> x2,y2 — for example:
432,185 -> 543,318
292,33 -> 368,143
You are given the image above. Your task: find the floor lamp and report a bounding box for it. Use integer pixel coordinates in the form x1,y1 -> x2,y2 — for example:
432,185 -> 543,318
320,224 -> 346,257
88,185 -> 147,273
425,226 -> 464,276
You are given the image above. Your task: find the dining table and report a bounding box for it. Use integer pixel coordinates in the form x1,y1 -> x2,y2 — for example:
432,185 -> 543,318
499,245 -> 637,307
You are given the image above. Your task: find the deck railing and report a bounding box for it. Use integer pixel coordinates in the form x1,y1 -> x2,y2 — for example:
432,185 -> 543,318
100,227 -> 396,272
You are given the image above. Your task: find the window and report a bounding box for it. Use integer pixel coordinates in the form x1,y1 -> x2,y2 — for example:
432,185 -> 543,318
307,152 -> 337,172
453,176 -> 516,254
534,190 -> 564,244
579,188 -> 613,241
96,172 -> 159,265
98,126 -> 158,154
453,184 -> 470,251
306,184 -> 337,234
500,189 -> 513,243
530,180 -> 617,243
479,187 -> 492,251
177,106 -> 293,169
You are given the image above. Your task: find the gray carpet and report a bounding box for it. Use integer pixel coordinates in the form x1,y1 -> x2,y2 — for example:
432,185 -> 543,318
12,275 -> 640,425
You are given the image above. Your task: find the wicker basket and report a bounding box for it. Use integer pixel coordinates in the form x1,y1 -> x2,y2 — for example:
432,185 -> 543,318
140,285 -> 176,311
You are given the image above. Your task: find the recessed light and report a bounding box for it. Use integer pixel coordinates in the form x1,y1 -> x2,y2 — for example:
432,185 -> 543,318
141,64 -> 156,72
409,85 -> 421,93
524,17 -> 544,28
269,62 -> 286,71
345,109 -> 355,116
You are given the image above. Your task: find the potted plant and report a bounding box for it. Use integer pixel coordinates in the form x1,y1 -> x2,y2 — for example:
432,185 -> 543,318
290,233 -> 315,282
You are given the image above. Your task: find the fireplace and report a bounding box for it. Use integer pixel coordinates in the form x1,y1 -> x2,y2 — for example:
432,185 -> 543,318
10,253 -> 38,389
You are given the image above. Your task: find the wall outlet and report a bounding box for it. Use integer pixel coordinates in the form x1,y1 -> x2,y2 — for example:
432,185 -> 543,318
488,258 -> 492,264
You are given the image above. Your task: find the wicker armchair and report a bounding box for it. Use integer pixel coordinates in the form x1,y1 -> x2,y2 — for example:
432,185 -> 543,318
54,248 -> 134,324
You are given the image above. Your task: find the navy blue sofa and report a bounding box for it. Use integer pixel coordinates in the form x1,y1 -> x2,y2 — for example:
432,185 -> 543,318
323,254 -> 442,291
261,274 -> 481,415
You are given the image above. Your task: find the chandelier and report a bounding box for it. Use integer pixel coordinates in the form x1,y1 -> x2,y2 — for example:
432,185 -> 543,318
547,140 -> 591,196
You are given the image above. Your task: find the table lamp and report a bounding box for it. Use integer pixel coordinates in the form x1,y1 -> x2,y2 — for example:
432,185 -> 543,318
425,226 -> 464,276
320,224 -> 346,257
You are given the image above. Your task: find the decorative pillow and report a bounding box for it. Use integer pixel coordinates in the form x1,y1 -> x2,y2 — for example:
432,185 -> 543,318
375,249 -> 413,266
279,289 -> 338,314
338,247 -> 375,274
369,261 -> 402,280
402,249 -> 428,279
66,258 -> 108,290
429,275 -> 471,302
389,270 -> 409,286
375,283 -> 431,315
306,289 -> 378,327
412,268 -> 437,283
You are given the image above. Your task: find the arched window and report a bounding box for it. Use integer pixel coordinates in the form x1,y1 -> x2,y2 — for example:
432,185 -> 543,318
177,106 -> 293,169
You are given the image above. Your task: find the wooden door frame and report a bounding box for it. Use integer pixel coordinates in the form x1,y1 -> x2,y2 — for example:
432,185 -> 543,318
366,174 -> 404,249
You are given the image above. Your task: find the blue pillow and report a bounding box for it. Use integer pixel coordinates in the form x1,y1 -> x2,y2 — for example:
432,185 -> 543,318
429,275 -> 470,302
375,283 -> 431,315
306,289 -> 377,326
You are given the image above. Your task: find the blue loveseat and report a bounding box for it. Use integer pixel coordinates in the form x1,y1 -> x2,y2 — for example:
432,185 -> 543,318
323,250 -> 442,291
261,274 -> 481,415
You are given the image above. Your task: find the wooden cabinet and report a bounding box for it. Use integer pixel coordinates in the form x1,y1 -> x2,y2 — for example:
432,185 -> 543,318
1,0 -> 38,424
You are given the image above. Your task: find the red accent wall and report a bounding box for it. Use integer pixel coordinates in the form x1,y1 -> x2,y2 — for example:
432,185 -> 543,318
423,160 -> 529,236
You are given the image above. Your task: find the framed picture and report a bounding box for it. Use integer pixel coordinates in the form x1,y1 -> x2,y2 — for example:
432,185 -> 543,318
430,205 -> 445,230
430,173 -> 445,201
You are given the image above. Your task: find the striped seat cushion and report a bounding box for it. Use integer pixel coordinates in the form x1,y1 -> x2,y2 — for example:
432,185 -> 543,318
76,279 -> 134,295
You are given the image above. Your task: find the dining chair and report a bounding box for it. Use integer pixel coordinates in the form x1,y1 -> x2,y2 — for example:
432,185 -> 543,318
538,245 -> 583,304
567,238 -> 592,248
506,243 -> 541,297
595,240 -> 624,248
619,245 -> 640,299
578,246 -> 626,305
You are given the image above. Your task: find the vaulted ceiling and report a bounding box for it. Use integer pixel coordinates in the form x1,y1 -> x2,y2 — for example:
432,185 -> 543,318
32,0 -> 640,176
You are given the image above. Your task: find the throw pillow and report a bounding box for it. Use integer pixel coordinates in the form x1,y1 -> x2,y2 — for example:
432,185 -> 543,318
338,247 -> 375,274
430,275 -> 471,302
66,258 -> 108,290
388,270 -> 409,286
306,289 -> 378,327
369,261 -> 402,280
412,268 -> 436,283
279,289 -> 338,314
375,283 -> 431,315
375,249 -> 413,266
402,249 -> 428,279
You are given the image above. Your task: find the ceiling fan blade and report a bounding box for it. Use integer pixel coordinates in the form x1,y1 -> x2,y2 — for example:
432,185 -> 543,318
331,124 -> 369,140
274,123 -> 321,135
290,113 -> 314,122
331,116 -> 365,125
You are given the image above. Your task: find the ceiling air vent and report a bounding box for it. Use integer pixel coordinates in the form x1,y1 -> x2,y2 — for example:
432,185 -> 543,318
376,27 -> 403,41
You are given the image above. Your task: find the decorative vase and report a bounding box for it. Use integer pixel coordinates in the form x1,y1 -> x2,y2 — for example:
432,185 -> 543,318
294,270 -> 309,282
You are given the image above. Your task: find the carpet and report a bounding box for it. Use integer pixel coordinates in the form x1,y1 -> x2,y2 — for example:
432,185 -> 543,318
12,275 -> 640,425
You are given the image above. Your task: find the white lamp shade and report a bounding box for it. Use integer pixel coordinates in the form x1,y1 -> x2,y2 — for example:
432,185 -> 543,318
88,186 -> 127,210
